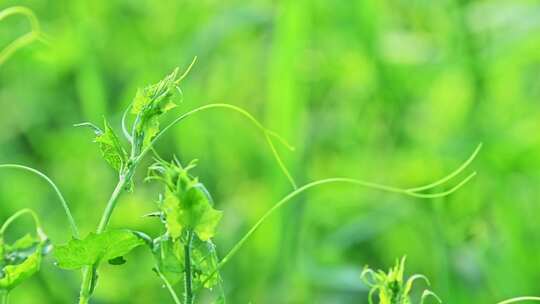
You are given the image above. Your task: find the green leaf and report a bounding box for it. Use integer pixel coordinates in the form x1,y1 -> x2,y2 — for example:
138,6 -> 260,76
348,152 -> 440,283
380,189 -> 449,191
191,240 -> 220,289
161,177 -> 223,241
3,234 -> 44,267
131,68 -> 181,150
6,234 -> 36,251
0,210 -> 49,292
148,158 -> 222,291
153,236 -> 184,285
0,247 -> 41,291
150,159 -> 223,241
162,191 -> 183,239
187,185 -> 222,241
1,233 -> 47,291
131,69 -> 179,116
94,119 -> 128,172
54,230 -> 145,270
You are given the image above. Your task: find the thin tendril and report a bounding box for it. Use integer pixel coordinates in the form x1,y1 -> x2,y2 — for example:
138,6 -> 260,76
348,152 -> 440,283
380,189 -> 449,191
73,122 -> 102,134
138,103 -> 297,189
264,133 -> 297,189
175,56 -> 198,84
0,208 -> 41,236
200,146 -> 479,288
0,6 -> 43,66
407,143 -> 482,192
121,102 -> 133,142
0,164 -> 80,238
496,297 -> 540,304
405,171 -> 477,198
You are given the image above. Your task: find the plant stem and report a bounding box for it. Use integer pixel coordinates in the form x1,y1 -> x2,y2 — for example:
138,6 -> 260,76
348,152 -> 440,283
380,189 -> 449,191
96,176 -> 127,233
78,267 -> 93,304
184,231 -> 194,304
0,291 -> 8,304
78,173 -> 128,303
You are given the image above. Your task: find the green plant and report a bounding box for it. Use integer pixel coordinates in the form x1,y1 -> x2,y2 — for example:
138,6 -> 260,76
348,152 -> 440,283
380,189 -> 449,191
141,145 -> 481,303
147,158 -> 224,304
55,59 -> 302,304
361,258 -> 540,304
0,209 -> 49,304
361,257 -> 441,304
1,62 -> 484,303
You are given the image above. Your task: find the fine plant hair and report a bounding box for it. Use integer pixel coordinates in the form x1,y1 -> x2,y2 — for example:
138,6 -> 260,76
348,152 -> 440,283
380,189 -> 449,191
0,59 -> 534,304
0,6 -> 46,66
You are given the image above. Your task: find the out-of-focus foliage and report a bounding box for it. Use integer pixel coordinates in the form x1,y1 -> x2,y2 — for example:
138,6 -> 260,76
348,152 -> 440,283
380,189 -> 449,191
1,0 -> 540,303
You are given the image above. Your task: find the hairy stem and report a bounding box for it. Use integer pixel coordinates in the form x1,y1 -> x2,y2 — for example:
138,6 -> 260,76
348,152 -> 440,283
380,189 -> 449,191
184,231 -> 194,304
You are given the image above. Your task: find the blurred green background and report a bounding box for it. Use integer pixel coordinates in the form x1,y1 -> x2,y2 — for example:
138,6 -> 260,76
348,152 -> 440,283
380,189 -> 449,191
1,0 -> 540,303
